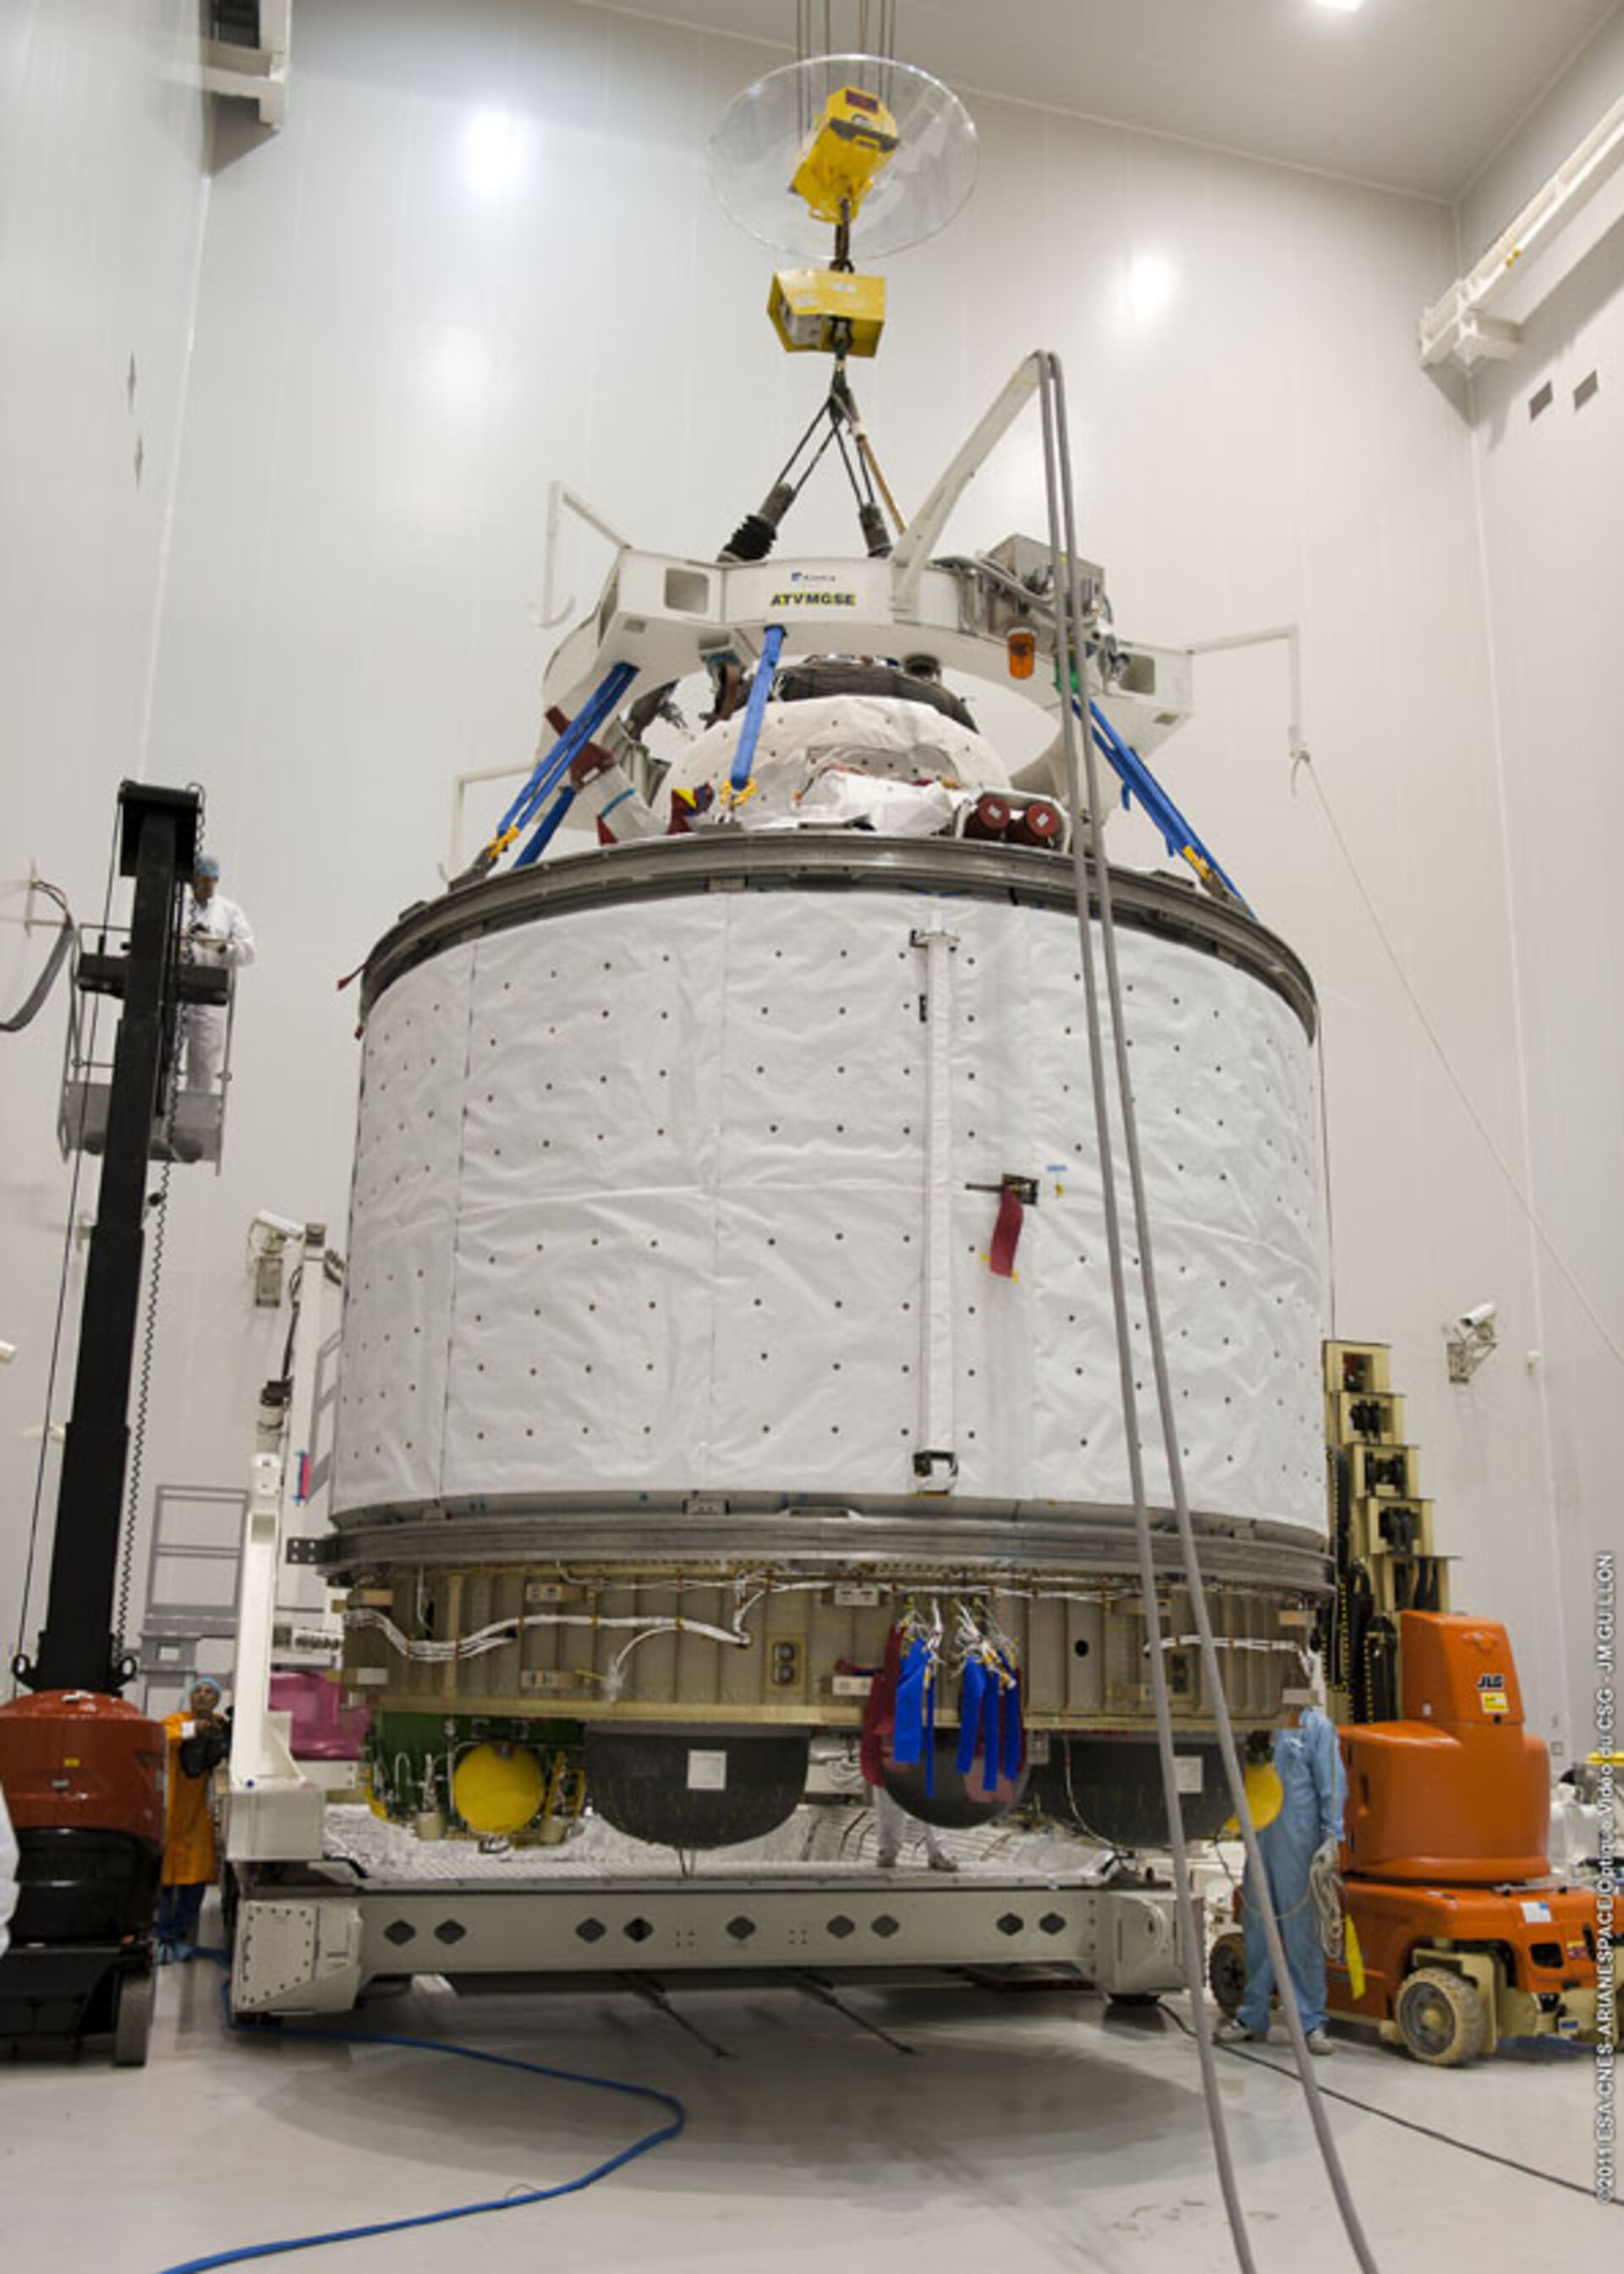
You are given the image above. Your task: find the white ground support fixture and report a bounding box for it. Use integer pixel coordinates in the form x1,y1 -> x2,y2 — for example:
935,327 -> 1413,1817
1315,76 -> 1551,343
228,361 -> 1338,2070
225,1222 -> 342,1867
201,1 -> 291,130
323,505 -> 1325,1865
1418,91 -> 1624,371
229,1807 -> 1186,2018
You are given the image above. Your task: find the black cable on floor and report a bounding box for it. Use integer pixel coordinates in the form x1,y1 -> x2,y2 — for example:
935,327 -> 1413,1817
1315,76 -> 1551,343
1163,2001 -> 1616,2206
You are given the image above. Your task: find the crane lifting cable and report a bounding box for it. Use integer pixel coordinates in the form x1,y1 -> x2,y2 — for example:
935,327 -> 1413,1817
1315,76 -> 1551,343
1037,348 -> 1381,2274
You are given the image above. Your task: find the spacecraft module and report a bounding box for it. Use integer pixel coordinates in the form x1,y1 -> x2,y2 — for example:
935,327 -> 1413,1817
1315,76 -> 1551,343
326,537 -> 1326,1854
322,56 -> 1324,1860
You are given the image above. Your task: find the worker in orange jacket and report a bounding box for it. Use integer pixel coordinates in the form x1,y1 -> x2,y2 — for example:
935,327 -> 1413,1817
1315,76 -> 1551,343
159,1677 -> 229,1961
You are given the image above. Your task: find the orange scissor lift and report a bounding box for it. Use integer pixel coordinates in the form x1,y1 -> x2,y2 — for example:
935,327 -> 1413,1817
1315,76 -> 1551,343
1213,1340 -> 1616,2065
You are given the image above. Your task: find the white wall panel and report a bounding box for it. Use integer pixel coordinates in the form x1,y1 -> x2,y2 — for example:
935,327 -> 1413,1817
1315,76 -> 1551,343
1459,4 -> 1624,254
1,0 -> 1582,1753
0,0 -> 210,1664
1467,21 -> 1624,1761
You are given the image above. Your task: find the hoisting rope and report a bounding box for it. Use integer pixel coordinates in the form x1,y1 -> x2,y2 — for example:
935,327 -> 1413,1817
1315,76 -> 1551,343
1038,348 -> 1380,2274
718,360 -> 897,563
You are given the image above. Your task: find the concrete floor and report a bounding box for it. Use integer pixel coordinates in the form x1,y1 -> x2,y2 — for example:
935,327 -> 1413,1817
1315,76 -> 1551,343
1,1919 -> 1612,2273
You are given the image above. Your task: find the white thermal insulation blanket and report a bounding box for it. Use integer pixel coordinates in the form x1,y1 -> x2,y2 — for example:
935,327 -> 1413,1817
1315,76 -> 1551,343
334,887 -> 1322,1533
664,694 -> 1007,828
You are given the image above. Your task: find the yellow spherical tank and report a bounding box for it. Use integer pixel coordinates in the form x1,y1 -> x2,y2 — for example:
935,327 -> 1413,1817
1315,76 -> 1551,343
453,1743 -> 546,1837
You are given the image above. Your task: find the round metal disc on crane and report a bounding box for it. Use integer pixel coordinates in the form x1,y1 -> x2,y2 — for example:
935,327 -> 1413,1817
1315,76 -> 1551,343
709,54 -> 977,261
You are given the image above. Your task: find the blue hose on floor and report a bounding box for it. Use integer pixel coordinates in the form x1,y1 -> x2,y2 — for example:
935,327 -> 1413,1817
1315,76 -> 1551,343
152,1959 -> 686,2273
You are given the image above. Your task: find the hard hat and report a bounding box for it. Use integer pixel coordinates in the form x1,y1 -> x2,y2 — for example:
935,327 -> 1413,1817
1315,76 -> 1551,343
1221,1758 -> 1285,1838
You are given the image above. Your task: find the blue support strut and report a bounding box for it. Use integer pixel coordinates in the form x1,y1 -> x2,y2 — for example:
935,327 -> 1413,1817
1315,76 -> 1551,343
729,625 -> 786,793
489,660 -> 639,860
513,784 -> 577,870
1084,697 -> 1252,914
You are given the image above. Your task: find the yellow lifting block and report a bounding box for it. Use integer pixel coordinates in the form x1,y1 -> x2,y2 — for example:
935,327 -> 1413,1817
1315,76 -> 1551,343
769,266 -> 886,357
790,85 -> 898,226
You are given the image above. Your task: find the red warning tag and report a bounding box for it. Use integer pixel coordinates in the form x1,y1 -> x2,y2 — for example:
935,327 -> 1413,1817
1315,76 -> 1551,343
989,1184 -> 1024,1278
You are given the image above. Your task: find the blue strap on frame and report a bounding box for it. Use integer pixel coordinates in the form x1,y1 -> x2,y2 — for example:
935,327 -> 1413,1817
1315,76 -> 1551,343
892,1636 -> 931,1766
957,1658 -> 987,1777
1001,1656 -> 1025,1779
728,625 -> 786,793
980,1667 -> 1002,1793
504,659 -> 639,865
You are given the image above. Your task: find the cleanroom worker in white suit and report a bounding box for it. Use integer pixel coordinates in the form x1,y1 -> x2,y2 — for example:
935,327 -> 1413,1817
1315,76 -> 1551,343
181,854 -> 255,1092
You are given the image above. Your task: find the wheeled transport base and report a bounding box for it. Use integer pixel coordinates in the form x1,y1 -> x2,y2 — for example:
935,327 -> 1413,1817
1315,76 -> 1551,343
230,1860 -> 1184,2018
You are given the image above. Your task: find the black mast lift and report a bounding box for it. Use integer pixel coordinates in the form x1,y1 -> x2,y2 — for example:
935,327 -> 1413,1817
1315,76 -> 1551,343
1,783 -> 209,2065
19,782 -> 200,1694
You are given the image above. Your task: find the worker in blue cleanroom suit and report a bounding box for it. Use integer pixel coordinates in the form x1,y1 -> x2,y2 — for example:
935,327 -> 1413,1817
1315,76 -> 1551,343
1218,1705 -> 1347,2056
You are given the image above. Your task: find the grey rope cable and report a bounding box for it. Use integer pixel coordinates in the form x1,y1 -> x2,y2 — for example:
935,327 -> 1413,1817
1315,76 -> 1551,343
0,885 -> 74,1031
1162,2001 -> 1617,2206
118,1155 -> 172,1656
1046,351 -> 1381,2272
1037,356 -> 1258,2274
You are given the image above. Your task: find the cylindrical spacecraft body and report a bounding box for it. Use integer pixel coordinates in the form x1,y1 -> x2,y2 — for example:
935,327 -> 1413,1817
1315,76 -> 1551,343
327,830 -> 1325,1846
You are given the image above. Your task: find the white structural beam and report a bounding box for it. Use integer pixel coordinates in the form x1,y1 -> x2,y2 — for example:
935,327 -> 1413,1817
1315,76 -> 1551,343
232,1870 -> 1185,2015
225,1219 -> 330,1864
200,1 -> 292,130
538,547 -> 1195,771
892,354 -> 1043,612
1421,92 -> 1624,372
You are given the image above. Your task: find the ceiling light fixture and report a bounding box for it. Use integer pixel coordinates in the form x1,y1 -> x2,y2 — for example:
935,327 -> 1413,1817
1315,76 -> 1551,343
1123,250 -> 1180,329
463,108 -> 528,202
1314,0 -> 1366,14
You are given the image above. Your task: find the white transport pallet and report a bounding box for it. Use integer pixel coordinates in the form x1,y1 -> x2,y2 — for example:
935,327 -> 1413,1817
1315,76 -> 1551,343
231,1859 -> 1183,2015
